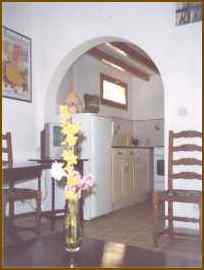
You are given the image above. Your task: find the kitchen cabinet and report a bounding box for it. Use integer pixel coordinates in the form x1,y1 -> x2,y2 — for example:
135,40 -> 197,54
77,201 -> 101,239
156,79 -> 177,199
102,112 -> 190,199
111,149 -> 129,210
111,147 -> 153,211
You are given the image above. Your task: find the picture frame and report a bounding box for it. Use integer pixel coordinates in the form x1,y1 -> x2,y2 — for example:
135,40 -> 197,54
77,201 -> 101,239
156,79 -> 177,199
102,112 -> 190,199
84,94 -> 100,113
3,26 -> 32,102
176,3 -> 202,26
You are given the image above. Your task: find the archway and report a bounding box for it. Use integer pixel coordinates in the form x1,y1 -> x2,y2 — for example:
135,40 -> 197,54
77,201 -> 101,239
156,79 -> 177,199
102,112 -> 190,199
44,36 -> 165,225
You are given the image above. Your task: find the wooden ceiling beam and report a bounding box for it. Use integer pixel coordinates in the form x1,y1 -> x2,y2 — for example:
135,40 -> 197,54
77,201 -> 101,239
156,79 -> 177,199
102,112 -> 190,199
112,42 -> 159,74
87,48 -> 150,81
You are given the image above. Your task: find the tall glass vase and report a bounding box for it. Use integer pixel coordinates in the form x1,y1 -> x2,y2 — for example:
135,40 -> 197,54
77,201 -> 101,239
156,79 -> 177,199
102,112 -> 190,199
64,199 -> 82,253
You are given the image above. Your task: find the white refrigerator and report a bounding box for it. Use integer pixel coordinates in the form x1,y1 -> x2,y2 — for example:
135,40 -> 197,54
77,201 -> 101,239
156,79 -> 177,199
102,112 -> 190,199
72,113 -> 113,220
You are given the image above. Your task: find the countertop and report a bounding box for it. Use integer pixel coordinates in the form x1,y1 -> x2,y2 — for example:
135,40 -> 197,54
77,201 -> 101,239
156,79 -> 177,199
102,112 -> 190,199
112,145 -> 155,149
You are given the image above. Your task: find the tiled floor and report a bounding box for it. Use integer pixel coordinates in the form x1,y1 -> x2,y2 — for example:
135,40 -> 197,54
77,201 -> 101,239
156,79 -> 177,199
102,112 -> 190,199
83,201 -> 201,260
7,200 -> 201,264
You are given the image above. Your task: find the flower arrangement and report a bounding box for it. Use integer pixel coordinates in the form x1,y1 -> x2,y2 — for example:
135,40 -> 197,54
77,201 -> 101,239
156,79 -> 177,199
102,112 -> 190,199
51,105 -> 94,201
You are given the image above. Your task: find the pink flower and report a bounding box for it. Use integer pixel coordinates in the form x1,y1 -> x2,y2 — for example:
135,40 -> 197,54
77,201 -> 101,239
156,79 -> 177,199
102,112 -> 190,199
65,170 -> 94,195
80,175 -> 94,190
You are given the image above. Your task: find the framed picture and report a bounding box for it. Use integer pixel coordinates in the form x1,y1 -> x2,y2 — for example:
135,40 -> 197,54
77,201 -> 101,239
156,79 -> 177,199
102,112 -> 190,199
176,2 -> 202,26
84,94 -> 100,113
3,26 -> 32,102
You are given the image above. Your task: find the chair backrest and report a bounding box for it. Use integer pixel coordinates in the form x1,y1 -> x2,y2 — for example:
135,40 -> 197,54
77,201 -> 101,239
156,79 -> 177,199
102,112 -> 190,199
2,132 -> 13,168
168,130 -> 202,191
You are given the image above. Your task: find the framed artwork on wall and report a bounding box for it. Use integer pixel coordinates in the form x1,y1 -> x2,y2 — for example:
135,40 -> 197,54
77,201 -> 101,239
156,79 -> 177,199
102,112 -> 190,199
84,94 -> 100,113
175,2 -> 202,26
3,26 -> 32,102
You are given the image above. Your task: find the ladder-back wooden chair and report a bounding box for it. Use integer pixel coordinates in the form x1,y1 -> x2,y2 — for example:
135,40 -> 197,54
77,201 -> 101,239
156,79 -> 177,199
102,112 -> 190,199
3,132 -> 41,236
153,130 -> 202,247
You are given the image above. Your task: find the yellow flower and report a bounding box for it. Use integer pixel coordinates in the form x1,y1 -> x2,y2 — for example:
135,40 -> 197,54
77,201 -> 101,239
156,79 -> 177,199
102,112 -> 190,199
66,161 -> 76,168
64,164 -> 74,174
58,104 -> 87,201
65,134 -> 78,146
70,123 -> 80,135
67,176 -> 79,186
63,150 -> 78,165
62,122 -> 80,136
64,190 -> 78,201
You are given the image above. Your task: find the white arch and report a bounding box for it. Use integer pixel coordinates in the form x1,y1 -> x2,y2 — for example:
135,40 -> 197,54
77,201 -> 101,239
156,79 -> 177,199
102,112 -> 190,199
44,35 -> 164,122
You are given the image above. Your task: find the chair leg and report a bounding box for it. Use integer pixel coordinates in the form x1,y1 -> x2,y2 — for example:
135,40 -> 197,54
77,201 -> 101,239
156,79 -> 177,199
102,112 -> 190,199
168,201 -> 174,239
8,196 -> 15,226
152,192 -> 160,247
3,198 -> 8,237
199,198 -> 202,241
36,192 -> 41,235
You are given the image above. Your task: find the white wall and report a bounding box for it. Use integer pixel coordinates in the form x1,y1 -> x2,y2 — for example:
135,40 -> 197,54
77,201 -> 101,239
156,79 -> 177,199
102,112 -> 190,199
132,74 -> 164,120
162,19 -> 202,229
57,65 -> 74,105
131,74 -> 164,146
3,3 -> 202,225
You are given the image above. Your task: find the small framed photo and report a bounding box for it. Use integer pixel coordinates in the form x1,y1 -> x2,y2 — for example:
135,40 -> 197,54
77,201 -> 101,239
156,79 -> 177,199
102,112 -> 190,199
84,94 -> 100,113
3,26 -> 32,102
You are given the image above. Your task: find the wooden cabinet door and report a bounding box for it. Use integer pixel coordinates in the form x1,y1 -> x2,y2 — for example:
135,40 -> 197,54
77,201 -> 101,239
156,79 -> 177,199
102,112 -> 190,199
112,148 -> 152,208
129,156 -> 136,194
132,149 -> 150,200
112,150 -> 128,209
121,158 -> 130,202
140,149 -> 151,194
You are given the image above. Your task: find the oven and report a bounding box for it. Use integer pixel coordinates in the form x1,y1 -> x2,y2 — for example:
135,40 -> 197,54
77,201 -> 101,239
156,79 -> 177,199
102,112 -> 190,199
153,147 -> 165,191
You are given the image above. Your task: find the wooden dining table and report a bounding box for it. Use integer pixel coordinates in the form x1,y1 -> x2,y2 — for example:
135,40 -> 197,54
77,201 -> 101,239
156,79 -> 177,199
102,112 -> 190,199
3,161 -> 44,184
3,161 -> 44,244
3,161 -> 45,213
3,231 -> 201,267
3,159 -> 86,235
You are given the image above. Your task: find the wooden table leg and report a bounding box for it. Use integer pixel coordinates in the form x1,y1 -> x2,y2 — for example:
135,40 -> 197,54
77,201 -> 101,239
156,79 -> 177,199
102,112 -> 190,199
51,177 -> 55,231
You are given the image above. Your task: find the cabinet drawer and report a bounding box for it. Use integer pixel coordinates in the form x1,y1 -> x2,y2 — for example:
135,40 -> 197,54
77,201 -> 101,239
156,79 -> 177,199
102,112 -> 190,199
128,150 -> 135,156
112,148 -> 128,157
133,149 -> 149,155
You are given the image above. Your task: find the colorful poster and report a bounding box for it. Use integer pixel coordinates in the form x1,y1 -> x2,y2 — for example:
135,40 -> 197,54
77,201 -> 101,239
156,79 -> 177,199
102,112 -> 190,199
3,27 -> 32,102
